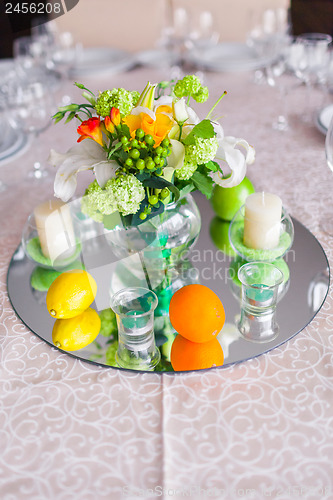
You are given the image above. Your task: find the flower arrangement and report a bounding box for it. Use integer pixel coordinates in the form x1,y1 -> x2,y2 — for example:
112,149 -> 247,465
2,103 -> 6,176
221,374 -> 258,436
50,75 -> 255,227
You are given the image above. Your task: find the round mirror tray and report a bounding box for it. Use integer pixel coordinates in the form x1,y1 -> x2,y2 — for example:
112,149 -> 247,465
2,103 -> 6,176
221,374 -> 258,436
7,194 -> 330,373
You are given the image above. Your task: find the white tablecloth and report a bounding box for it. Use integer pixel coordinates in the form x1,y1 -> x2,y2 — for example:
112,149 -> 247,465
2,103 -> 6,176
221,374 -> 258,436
0,66 -> 332,500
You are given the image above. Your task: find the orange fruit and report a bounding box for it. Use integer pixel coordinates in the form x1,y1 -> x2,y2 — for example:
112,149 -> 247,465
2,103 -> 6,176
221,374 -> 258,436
169,284 -> 225,343
170,334 -> 224,371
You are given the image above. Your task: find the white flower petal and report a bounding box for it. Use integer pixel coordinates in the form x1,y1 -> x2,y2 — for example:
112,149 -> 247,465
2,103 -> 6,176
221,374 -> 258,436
51,141 -> 107,202
223,136 -> 255,165
212,121 -> 224,140
154,96 -> 173,108
211,136 -> 255,188
54,157 -> 93,201
94,161 -> 118,188
130,106 -> 155,120
166,139 -> 185,170
185,105 -> 200,125
172,98 -> 188,123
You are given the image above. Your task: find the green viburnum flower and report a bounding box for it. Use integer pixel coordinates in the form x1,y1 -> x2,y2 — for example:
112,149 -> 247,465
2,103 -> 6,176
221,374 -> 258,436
175,136 -> 219,180
81,180 -> 117,222
82,175 -> 145,219
81,194 -> 104,223
95,88 -> 140,117
173,75 -> 209,103
105,174 -> 145,216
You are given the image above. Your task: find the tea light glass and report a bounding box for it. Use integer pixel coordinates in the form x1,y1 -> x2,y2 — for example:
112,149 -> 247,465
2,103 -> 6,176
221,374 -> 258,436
229,204 -> 294,262
22,210 -> 81,270
110,287 -> 160,371
237,262 -> 284,343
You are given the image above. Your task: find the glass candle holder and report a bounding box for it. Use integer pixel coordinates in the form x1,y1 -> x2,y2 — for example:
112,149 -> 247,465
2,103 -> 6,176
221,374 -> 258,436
110,287 -> 161,371
22,202 -> 81,270
229,204 -> 294,262
237,262 -> 284,343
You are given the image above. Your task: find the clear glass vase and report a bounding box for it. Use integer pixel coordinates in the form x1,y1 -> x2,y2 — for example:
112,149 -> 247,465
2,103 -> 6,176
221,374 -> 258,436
104,194 -> 201,269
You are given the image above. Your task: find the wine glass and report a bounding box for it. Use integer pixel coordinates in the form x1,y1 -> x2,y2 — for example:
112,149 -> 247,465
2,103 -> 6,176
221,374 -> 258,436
6,75 -> 55,179
320,115 -> 333,235
292,33 -> 332,121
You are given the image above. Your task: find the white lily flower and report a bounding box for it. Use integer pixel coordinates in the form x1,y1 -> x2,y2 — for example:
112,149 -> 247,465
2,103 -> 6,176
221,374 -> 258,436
130,105 -> 156,120
94,161 -> 118,189
50,140 -> 116,202
211,136 -> 255,188
167,139 -> 185,170
172,98 -> 188,124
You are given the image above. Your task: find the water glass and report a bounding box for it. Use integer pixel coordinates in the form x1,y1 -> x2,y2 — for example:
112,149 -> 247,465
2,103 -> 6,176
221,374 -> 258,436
110,287 -> 160,371
237,262 -> 283,343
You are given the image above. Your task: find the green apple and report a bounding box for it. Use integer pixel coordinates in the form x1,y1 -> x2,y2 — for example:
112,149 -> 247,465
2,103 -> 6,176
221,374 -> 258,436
209,217 -> 236,257
210,176 -> 255,221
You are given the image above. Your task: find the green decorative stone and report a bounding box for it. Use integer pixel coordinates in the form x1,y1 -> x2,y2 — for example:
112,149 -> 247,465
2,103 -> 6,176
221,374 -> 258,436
231,222 -> 292,261
26,237 -> 81,268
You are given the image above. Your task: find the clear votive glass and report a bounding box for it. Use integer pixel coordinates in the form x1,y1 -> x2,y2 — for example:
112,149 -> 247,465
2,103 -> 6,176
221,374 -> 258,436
110,287 -> 160,371
237,262 -> 284,343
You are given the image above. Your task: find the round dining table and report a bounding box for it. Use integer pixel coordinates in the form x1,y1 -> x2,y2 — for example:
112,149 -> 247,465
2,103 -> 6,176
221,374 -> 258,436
0,62 -> 332,500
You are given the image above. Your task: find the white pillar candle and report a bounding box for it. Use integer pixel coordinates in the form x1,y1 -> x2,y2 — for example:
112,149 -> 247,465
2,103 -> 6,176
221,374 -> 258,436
243,192 -> 282,249
34,200 -> 76,262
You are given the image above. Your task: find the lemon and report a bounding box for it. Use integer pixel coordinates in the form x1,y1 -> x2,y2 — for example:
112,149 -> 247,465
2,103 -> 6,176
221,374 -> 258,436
52,307 -> 101,351
46,269 -> 97,319
210,177 -> 255,221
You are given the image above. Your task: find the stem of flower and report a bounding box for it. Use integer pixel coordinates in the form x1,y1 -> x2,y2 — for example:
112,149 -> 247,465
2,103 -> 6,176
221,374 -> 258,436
206,91 -> 227,120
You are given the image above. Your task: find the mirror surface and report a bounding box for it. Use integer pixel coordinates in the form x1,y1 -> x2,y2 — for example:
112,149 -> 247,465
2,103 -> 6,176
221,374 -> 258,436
7,193 -> 330,372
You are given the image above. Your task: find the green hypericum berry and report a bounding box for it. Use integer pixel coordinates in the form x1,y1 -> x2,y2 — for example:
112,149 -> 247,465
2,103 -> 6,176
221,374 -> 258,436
145,135 -> 154,146
155,146 -> 163,156
130,149 -> 140,159
125,158 -> 133,167
154,156 -> 161,165
136,159 -> 145,170
160,188 -> 169,199
130,139 -> 139,148
136,128 -> 145,140
162,138 -> 169,147
146,160 -> 155,170
139,213 -> 147,220
149,195 -> 158,205
156,169 -> 163,176
120,136 -> 128,145
161,148 -> 168,157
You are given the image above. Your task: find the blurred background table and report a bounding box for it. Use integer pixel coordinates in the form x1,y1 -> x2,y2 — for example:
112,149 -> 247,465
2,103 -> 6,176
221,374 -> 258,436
0,62 -> 332,498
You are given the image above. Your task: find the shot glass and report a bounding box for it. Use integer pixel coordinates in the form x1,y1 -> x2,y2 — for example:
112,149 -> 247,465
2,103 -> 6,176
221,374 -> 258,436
110,287 -> 160,371
237,262 -> 283,342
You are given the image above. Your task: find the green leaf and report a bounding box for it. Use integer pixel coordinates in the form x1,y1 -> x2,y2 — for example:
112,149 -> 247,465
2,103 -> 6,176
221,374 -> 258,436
108,141 -> 123,159
65,111 -> 76,124
179,183 -> 195,198
183,119 -> 216,145
120,124 -> 131,139
53,113 -> 64,124
58,104 -> 78,112
205,160 -> 219,172
191,170 -> 214,199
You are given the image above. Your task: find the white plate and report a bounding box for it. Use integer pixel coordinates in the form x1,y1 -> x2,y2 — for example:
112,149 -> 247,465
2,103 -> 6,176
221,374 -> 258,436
135,49 -> 179,68
187,42 -> 276,72
69,47 -> 135,77
315,104 -> 333,135
0,122 -> 29,164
